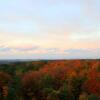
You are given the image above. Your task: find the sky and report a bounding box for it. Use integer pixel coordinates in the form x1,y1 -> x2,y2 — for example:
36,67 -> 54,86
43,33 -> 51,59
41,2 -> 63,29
0,0 -> 100,59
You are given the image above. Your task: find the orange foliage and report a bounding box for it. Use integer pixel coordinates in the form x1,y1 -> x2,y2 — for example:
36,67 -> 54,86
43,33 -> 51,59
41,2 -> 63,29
2,86 -> 8,97
87,69 -> 100,80
22,71 -> 42,87
0,72 -> 11,86
21,60 -> 100,98
0,72 -> 11,97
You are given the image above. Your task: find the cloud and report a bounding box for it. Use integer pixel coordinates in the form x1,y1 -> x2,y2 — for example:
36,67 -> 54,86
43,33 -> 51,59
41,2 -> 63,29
0,45 -> 11,51
64,48 -> 100,58
69,32 -> 100,40
0,44 -> 100,59
0,0 -> 100,59
15,46 -> 39,51
0,44 -> 39,53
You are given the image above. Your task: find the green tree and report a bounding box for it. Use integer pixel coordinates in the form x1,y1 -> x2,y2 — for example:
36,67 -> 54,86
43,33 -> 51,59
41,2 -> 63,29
88,94 -> 100,100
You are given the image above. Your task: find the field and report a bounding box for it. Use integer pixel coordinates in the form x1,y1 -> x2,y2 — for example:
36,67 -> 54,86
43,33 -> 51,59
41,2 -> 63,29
0,60 -> 100,100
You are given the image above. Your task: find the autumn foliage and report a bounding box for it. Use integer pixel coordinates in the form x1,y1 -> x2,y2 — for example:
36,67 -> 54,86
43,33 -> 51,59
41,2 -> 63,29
0,60 -> 100,100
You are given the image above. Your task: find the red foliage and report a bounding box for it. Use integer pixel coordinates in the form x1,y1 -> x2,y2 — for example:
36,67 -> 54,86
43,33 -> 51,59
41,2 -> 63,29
0,72 -> 11,86
73,60 -> 82,68
39,61 -> 69,80
0,72 -> 11,97
87,69 -> 100,80
22,71 -> 42,87
21,60 -> 100,97
39,60 -> 81,81
82,79 -> 100,96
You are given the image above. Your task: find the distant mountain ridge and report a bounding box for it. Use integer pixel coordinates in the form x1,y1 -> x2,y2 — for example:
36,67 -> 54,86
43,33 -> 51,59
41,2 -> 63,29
0,59 -> 34,64
0,59 -> 99,64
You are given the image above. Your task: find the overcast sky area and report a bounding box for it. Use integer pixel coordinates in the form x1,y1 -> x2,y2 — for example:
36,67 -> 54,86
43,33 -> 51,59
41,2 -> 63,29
0,0 -> 100,59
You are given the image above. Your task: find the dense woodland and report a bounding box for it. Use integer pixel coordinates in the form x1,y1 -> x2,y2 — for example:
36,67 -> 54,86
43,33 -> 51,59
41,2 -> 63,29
0,60 -> 100,100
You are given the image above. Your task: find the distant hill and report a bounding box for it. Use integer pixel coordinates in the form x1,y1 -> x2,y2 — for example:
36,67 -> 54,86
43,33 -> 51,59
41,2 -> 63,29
0,59 -> 34,64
